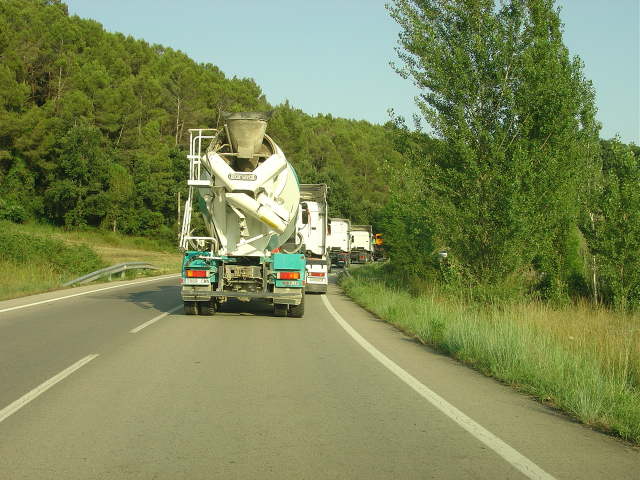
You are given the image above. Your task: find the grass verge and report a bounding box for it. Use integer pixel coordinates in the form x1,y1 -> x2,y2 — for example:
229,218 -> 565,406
0,221 -> 182,300
340,263 -> 640,444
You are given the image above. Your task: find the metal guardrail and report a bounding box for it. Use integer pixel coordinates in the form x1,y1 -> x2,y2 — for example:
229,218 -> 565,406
63,262 -> 159,287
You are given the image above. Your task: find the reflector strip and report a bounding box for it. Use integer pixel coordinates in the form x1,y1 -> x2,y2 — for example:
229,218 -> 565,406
278,271 -> 300,280
186,270 -> 207,278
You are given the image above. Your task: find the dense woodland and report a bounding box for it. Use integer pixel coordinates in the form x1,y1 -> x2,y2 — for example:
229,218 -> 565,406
0,0 -> 397,238
1,0 -> 639,309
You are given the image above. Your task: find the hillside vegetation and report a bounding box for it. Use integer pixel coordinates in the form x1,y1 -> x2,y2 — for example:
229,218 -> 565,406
0,221 -> 181,300
0,0 -> 398,240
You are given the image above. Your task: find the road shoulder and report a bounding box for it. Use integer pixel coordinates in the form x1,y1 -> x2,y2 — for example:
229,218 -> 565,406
325,281 -> 640,479
0,274 -> 179,315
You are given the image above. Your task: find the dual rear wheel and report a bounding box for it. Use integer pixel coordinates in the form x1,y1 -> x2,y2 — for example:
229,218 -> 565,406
183,300 -> 218,316
273,292 -> 305,318
185,295 -> 305,318
273,304 -> 288,317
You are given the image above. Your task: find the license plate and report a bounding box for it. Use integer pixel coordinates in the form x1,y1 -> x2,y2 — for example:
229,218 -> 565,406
184,278 -> 210,285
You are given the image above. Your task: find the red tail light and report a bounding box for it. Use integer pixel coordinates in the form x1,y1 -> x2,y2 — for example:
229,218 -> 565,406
309,272 -> 325,277
186,269 -> 207,278
277,271 -> 300,280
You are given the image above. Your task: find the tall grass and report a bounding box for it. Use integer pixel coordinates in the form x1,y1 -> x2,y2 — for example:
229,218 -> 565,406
341,263 -> 640,444
0,259 -> 72,299
0,224 -> 104,300
8,221 -> 176,252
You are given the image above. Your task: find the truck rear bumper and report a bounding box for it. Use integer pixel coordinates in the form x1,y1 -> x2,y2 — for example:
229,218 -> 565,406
305,283 -> 327,293
181,287 -> 302,304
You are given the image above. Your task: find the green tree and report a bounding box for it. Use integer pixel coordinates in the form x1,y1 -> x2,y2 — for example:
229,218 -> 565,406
44,121 -> 109,226
582,139 -> 640,309
104,163 -> 134,232
388,0 -> 599,295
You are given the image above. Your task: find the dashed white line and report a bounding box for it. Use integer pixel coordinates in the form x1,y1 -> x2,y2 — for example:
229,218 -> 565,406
0,275 -> 179,314
0,354 -> 99,424
129,305 -> 183,333
321,295 -> 556,480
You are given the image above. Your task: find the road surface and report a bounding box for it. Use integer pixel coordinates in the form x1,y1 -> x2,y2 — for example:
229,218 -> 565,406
0,274 -> 637,479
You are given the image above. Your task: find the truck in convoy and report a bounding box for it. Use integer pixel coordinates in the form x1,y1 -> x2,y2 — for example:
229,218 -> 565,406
327,217 -> 351,268
178,112 -> 306,317
373,233 -> 385,261
298,184 -> 329,294
350,225 -> 373,263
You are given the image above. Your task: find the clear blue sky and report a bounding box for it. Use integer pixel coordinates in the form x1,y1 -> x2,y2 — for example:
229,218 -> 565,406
65,0 -> 639,144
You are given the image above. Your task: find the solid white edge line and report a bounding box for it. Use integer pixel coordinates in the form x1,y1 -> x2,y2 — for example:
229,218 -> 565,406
0,354 -> 99,424
0,274 -> 179,314
321,295 -> 556,480
129,305 -> 183,333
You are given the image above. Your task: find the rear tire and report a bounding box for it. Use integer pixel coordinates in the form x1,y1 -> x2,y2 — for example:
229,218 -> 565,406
199,300 -> 217,316
273,303 -> 288,317
289,292 -> 305,318
183,301 -> 198,315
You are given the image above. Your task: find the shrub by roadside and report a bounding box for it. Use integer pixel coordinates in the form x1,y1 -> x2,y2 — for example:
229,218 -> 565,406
0,228 -> 104,276
0,221 -> 181,300
0,223 -> 104,300
340,263 -> 640,444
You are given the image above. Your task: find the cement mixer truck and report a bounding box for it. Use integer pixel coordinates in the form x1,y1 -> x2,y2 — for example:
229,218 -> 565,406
178,112 -> 306,317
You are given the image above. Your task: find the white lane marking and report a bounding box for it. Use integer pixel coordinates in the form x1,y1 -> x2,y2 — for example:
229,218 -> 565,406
0,354 -> 99,424
129,305 -> 183,333
321,295 -> 555,480
0,275 -> 179,314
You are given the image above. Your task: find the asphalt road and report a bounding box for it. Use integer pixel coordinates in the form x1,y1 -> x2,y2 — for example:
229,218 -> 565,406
0,274 -> 638,479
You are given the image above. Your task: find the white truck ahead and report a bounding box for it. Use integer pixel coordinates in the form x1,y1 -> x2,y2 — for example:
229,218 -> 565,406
350,225 -> 373,263
298,184 -> 329,293
327,218 -> 351,268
